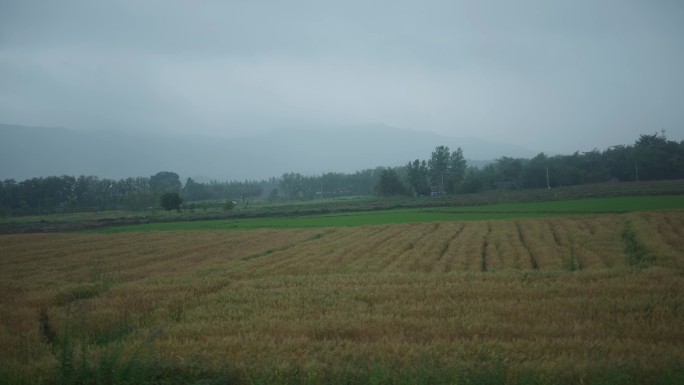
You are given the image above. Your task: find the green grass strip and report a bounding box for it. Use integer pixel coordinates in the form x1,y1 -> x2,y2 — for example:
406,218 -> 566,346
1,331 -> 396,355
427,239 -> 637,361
90,195 -> 684,233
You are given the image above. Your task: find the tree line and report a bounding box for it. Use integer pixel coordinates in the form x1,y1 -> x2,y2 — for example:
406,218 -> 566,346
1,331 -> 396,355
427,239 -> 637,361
1,132 -> 682,216
0,172 -> 266,216
377,146 -> 466,196
0,167 -> 390,216
377,132 -> 684,196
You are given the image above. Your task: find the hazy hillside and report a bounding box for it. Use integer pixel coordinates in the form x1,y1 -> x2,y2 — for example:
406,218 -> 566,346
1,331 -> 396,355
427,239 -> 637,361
0,124 -> 536,181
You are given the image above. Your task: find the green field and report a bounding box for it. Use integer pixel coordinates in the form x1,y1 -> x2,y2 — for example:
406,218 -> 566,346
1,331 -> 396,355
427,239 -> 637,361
93,195 -> 684,233
3,180 -> 684,234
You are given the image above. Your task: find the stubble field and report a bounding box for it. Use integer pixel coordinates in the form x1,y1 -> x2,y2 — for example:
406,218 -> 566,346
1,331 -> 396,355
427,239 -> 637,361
1,209 -> 684,384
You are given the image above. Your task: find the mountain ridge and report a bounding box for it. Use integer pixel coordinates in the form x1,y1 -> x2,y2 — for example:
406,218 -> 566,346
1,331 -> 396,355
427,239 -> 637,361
0,123 -> 538,181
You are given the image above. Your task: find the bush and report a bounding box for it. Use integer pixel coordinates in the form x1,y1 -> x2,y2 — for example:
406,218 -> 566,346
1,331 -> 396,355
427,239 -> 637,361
223,200 -> 235,211
160,193 -> 183,212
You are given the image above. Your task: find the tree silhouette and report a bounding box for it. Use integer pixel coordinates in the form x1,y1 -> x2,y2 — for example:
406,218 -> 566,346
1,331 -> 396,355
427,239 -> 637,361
160,192 -> 183,212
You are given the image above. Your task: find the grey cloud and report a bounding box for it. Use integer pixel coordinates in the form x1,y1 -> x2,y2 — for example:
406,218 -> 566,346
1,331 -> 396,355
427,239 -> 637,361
0,0 -> 682,154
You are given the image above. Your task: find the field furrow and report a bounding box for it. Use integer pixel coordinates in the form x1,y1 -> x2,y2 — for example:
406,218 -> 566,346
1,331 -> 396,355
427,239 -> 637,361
406,223 -> 461,273
443,221 -> 490,272
514,221 -> 538,269
480,222 -> 492,272
430,223 -> 466,273
365,223 -> 428,272
384,222 -> 441,272
2,211 -> 684,384
562,218 -> 606,269
518,219 -> 566,270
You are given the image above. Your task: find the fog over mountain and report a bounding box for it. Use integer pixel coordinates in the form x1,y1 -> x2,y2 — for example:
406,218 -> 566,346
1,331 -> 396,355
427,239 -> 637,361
1,1 -> 683,159
0,124 -> 539,181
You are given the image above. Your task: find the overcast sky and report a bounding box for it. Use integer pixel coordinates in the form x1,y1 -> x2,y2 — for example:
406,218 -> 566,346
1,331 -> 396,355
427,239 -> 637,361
1,0 -> 683,154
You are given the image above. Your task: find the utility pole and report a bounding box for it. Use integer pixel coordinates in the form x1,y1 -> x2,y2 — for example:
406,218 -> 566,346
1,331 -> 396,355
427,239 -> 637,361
546,166 -> 551,190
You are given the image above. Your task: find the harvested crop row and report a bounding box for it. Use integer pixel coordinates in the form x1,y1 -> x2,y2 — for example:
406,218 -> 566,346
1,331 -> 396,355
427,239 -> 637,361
1,211 -> 683,383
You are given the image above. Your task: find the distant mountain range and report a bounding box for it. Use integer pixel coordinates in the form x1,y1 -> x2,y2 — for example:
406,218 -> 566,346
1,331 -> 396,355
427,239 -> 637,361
0,124 -> 537,181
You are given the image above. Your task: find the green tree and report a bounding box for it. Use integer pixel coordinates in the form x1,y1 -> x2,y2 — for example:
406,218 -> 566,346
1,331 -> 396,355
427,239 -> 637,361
183,177 -> 209,201
376,169 -> 407,196
603,145 -> 635,181
446,147 -> 466,193
406,159 -> 430,196
150,172 -> 181,195
279,172 -> 304,199
495,157 -> 523,187
521,153 -> 549,189
633,132 -> 684,181
462,164 -> 498,193
160,192 -> 183,212
428,146 -> 450,193
43,197 -> 55,214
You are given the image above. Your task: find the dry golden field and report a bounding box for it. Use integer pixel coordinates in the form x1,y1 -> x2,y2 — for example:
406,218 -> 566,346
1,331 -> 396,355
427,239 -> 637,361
1,211 -> 684,384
